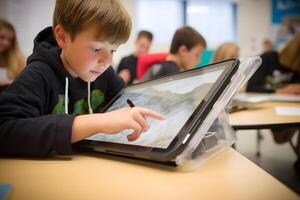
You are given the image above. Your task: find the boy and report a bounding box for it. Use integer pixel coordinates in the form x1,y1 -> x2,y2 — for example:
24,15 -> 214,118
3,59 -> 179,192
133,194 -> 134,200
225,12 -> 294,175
117,30 -> 153,84
0,0 -> 164,157
142,26 -> 206,81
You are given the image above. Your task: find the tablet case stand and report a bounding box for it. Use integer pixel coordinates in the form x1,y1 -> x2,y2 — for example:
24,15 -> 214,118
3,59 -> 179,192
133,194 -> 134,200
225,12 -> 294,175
175,57 -> 262,171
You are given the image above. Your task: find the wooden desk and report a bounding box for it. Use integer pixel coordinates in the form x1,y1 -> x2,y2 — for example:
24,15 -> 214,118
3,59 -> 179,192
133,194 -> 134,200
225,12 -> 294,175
229,102 -> 300,130
0,149 -> 298,200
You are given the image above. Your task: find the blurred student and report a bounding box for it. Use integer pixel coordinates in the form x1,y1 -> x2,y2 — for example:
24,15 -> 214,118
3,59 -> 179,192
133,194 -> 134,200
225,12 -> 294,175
262,39 -> 273,53
211,42 -> 239,63
117,30 -> 153,84
0,18 -> 26,87
247,32 -> 300,177
142,26 -> 206,81
247,32 -> 300,94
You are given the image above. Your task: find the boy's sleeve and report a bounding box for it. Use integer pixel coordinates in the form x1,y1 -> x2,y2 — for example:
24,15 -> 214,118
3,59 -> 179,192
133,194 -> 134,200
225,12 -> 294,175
0,65 -> 75,157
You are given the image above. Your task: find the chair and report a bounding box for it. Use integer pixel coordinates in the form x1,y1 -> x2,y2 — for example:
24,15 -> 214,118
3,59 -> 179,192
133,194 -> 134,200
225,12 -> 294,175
137,53 -> 167,80
196,49 -> 214,67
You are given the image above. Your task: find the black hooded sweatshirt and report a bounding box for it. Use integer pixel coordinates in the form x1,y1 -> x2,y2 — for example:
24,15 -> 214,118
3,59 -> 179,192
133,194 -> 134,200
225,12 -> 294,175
0,27 -> 125,157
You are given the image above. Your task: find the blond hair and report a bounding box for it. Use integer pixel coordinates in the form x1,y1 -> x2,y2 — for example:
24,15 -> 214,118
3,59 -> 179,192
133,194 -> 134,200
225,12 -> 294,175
212,42 -> 239,63
0,18 -> 25,79
279,31 -> 300,74
53,0 -> 132,44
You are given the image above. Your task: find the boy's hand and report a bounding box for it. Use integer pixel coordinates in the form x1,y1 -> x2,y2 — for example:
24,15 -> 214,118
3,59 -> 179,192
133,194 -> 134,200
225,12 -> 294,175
101,107 -> 165,141
71,107 -> 165,143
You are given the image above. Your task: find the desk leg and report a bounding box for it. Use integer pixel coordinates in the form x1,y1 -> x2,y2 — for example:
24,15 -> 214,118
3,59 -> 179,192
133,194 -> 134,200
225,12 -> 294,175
256,130 -> 263,157
296,129 -> 300,157
295,129 -> 300,178
288,129 -> 300,157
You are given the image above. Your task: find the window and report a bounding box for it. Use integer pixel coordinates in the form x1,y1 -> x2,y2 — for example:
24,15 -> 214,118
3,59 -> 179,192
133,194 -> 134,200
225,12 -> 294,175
136,0 -> 237,48
136,0 -> 184,43
187,0 -> 237,48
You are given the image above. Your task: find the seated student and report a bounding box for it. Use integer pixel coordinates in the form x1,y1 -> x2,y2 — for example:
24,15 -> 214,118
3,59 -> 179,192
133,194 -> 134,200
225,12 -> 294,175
0,0 -> 165,157
247,32 -> 300,94
0,18 -> 26,88
211,42 -> 239,63
262,39 -> 273,53
142,26 -> 206,81
117,30 -> 153,84
247,32 -> 300,177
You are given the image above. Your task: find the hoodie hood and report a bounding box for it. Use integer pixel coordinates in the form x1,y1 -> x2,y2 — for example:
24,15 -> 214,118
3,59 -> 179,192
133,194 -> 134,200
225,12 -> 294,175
27,27 -> 67,80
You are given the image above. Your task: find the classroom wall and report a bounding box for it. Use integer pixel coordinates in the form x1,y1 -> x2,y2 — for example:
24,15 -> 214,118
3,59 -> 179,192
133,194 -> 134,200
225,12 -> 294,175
237,0 -> 272,57
0,0 -> 272,67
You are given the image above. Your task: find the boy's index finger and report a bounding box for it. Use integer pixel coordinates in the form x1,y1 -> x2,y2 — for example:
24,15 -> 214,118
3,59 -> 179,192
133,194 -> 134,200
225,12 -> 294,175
136,107 -> 166,120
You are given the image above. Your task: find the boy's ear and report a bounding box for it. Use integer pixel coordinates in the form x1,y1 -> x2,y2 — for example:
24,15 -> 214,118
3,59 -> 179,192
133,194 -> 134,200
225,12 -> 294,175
178,45 -> 188,55
54,25 -> 68,48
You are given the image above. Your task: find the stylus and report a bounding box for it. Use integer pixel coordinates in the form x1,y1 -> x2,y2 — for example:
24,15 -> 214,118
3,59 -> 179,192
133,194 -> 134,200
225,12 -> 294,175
126,99 -> 135,108
127,99 -> 150,132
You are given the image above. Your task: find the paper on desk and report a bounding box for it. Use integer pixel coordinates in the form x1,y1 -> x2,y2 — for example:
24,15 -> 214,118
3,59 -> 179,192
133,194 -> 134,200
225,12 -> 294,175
269,94 -> 300,102
234,93 -> 270,103
275,106 -> 300,116
235,93 -> 300,103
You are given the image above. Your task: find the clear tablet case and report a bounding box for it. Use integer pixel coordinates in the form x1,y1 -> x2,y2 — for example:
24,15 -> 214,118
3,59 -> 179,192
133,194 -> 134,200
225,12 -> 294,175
175,57 -> 262,171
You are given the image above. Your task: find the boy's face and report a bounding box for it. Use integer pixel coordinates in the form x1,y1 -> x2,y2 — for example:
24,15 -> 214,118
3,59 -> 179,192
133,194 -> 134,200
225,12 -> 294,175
57,25 -> 118,82
181,44 -> 204,69
135,37 -> 152,56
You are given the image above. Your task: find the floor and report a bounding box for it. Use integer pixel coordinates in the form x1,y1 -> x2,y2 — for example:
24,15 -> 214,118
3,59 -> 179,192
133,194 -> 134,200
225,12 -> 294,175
234,129 -> 300,195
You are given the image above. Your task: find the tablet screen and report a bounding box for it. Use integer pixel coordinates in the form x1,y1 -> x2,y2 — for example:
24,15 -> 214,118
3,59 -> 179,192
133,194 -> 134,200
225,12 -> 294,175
88,65 -> 226,149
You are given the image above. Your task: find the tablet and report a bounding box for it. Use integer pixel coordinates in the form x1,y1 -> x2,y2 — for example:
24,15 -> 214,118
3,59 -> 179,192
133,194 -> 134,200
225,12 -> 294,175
78,59 -> 239,162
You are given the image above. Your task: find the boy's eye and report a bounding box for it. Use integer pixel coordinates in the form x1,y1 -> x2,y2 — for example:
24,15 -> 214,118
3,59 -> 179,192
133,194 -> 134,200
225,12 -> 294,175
91,48 -> 102,53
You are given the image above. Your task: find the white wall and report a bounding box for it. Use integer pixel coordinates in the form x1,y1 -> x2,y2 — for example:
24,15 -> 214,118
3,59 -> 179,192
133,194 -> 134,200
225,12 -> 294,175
113,0 -> 137,67
0,0 -> 272,65
236,0 -> 272,57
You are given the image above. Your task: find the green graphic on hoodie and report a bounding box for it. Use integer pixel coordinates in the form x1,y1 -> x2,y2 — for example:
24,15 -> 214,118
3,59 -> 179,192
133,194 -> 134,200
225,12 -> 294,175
74,99 -> 87,115
52,89 -> 105,114
90,89 -> 105,110
52,95 -> 67,114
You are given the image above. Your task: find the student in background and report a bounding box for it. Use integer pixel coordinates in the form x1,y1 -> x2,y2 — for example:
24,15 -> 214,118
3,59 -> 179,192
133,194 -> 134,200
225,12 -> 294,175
247,32 -> 300,94
247,32 -> 300,177
211,42 -> 239,63
262,39 -> 273,53
0,0 -> 164,157
142,26 -> 206,81
0,18 -> 26,87
117,30 -> 153,84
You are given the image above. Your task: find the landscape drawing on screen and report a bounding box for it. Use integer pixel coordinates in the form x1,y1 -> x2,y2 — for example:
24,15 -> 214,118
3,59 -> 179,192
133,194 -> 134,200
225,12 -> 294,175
88,69 -> 224,149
